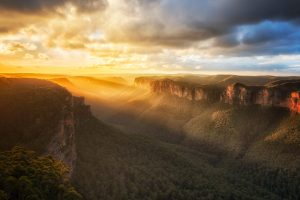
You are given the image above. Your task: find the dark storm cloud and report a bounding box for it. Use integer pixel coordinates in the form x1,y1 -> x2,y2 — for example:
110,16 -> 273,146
240,38 -> 300,56
162,0 -> 300,37
240,21 -> 297,45
214,21 -> 300,56
116,0 -> 300,51
212,0 -> 300,27
0,0 -> 107,13
214,33 -> 240,48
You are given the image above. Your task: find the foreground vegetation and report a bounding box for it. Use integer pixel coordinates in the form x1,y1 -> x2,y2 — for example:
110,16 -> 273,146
0,147 -> 82,200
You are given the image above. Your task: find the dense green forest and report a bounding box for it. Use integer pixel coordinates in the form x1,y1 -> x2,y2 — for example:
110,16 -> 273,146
228,161 -> 300,199
73,115 -> 300,200
0,147 -> 82,200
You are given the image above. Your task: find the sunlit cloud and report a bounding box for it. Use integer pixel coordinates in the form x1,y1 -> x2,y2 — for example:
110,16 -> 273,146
0,0 -> 300,74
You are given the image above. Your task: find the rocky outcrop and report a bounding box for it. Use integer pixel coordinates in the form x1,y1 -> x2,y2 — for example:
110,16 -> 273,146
222,82 -> 300,112
0,77 -> 92,175
134,77 -> 156,88
289,91 -> 300,113
222,83 -> 288,107
136,78 -> 223,103
47,96 -> 91,174
135,77 -> 300,113
150,79 -> 194,100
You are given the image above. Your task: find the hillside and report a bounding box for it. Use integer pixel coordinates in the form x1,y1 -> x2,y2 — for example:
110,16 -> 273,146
0,78 -> 72,152
0,76 -> 299,199
134,76 -> 300,169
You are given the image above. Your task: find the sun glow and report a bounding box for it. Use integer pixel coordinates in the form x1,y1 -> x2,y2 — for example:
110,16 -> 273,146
0,0 -> 300,75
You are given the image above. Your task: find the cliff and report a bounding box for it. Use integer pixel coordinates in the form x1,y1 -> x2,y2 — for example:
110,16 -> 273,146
223,82 -> 300,112
289,91 -> 300,113
135,77 -> 300,113
47,96 -> 91,173
134,76 -> 162,88
136,78 -> 223,103
0,77 -> 91,174
222,83 -> 288,107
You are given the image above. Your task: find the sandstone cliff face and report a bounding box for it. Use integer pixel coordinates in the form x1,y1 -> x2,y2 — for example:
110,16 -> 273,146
289,92 -> 300,113
150,79 -> 194,100
222,83 -> 288,107
135,78 -> 222,103
222,82 -> 300,113
47,96 -> 91,174
134,77 -> 158,89
135,77 -> 300,113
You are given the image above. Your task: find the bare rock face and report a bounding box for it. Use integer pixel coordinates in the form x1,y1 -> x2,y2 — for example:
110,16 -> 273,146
222,83 -> 288,107
150,79 -> 194,100
289,92 -> 300,113
135,77 -> 300,113
222,83 -> 254,105
47,96 -> 75,173
135,78 -> 222,103
48,95 -> 92,175
134,77 -> 158,89
47,96 -> 90,174
222,82 -> 300,113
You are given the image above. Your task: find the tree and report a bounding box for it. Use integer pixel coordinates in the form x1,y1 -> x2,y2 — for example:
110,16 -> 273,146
0,147 -> 82,200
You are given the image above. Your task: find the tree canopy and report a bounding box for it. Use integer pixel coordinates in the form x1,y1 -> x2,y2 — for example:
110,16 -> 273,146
0,147 -> 82,200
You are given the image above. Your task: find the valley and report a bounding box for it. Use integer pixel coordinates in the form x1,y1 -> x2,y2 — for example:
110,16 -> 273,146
0,74 -> 300,199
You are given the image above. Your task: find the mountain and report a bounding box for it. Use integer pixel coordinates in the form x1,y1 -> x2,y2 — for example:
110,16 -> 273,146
0,76 -> 300,200
134,76 -> 300,169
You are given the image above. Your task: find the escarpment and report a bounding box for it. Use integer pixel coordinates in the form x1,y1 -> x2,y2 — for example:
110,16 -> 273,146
135,77 -> 300,113
137,78 -> 223,103
289,91 -> 300,113
222,83 -> 288,107
0,77 -> 91,173
223,82 -> 300,113
47,96 -> 91,173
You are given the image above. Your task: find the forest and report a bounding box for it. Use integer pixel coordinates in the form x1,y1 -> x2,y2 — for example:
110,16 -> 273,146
72,115 -> 300,200
0,147 -> 82,200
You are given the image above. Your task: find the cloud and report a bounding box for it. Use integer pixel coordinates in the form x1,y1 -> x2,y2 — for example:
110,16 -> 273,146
103,0 -> 300,49
0,0 -> 106,36
239,21 -> 298,45
212,21 -> 300,56
2,0 -> 300,50
0,0 -> 107,13
1,0 -> 300,72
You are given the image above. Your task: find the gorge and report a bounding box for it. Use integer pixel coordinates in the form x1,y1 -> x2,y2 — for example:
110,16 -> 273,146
0,75 -> 300,200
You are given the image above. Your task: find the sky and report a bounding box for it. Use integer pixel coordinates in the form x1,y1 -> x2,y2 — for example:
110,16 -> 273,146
0,0 -> 300,75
